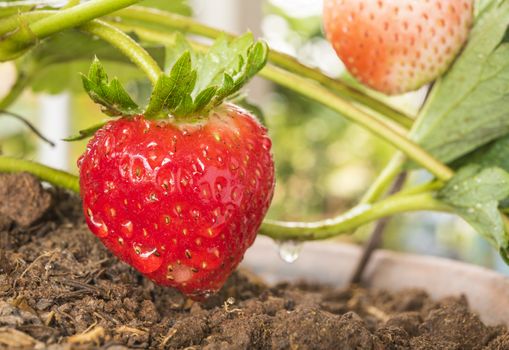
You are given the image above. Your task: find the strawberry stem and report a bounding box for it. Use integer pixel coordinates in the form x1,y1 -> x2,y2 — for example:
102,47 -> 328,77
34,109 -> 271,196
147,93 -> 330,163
80,20 -> 161,85
359,152 -> 406,204
0,156 -> 80,193
23,0 -> 142,39
0,0 -> 143,60
259,192 -> 452,241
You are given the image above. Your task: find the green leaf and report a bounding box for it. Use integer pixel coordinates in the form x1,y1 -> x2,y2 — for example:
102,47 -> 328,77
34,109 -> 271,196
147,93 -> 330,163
438,165 -> 509,249
475,0 -> 505,18
145,33 -> 268,118
411,2 -> 509,164
81,57 -> 141,117
63,122 -> 107,142
454,134 -> 509,173
453,134 -> 509,209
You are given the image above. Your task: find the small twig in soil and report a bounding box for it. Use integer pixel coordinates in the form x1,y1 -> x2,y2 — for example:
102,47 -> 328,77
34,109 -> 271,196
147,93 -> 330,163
14,250 -> 56,288
67,324 -> 105,345
94,310 -> 120,325
59,279 -> 103,295
116,326 -> 148,336
45,310 -> 55,326
0,110 -> 55,147
160,327 -> 178,348
350,172 -> 407,285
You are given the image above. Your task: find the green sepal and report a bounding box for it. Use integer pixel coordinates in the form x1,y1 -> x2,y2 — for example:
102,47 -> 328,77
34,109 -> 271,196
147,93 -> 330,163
145,33 -> 268,119
81,57 -> 141,117
63,122 -> 107,142
145,51 -> 197,118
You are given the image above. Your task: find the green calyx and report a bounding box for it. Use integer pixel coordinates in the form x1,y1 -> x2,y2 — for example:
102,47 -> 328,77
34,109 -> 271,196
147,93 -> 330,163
82,33 -> 268,121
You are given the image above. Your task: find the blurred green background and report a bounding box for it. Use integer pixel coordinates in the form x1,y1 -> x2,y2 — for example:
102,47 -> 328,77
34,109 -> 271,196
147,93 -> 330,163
0,0 -> 504,272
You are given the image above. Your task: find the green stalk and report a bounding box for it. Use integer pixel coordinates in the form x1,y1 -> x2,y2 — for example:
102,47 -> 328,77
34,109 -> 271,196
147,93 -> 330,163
27,0 -> 142,39
80,20 -> 161,85
0,0 -> 142,60
260,192 -> 452,241
0,156 -> 79,193
359,152 -> 406,204
112,6 -> 414,129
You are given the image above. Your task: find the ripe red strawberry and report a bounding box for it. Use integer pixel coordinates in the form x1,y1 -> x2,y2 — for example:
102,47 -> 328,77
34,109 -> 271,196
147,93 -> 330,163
323,0 -> 474,94
78,104 -> 275,298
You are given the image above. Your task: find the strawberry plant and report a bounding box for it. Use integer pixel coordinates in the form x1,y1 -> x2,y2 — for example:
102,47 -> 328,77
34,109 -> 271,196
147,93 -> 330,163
1,0 -> 509,301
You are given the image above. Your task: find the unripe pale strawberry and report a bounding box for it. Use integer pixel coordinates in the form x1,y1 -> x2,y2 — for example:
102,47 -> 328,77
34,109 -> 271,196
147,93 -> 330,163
323,0 -> 474,94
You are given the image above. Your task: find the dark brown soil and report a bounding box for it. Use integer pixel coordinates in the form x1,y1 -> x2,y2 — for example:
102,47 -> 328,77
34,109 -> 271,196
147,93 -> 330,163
1,173 -> 509,350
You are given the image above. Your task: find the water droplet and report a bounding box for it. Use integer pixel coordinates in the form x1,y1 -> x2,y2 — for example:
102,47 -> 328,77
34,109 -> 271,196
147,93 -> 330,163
261,138 -> 272,151
87,209 -> 108,238
147,193 -> 158,203
121,220 -> 133,237
202,145 -> 209,159
196,158 -> 205,172
131,243 -> 162,273
277,240 -> 303,263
